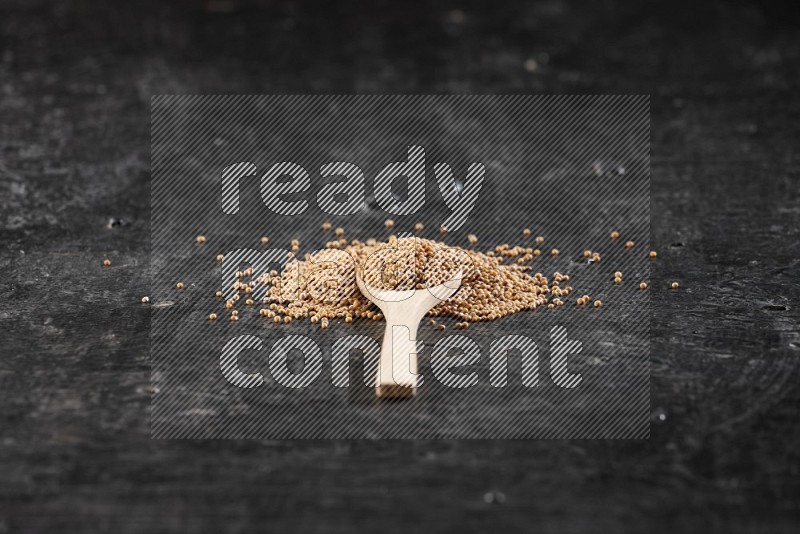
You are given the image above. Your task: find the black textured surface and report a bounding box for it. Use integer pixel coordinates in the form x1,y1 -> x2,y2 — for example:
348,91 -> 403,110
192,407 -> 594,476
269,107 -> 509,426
1,0 -> 799,532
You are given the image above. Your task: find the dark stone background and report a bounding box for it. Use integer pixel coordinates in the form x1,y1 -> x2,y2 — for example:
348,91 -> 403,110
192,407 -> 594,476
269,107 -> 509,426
0,0 -> 798,531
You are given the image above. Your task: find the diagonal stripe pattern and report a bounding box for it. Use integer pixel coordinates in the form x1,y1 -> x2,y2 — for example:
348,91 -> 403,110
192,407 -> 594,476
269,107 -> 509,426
151,95 -> 650,439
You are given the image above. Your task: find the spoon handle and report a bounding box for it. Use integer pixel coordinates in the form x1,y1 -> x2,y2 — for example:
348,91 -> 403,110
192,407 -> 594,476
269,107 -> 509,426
377,320 -> 422,398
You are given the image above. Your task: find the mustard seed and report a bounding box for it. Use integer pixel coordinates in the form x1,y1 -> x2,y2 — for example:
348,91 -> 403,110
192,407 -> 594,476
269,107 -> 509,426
614,271 -> 623,278
649,250 -> 657,258
231,310 -> 238,317
639,282 -> 648,290
103,259 -> 111,267
523,228 -> 532,237
196,235 -> 206,244
671,282 -> 679,289
384,219 -> 394,229
593,300 -> 602,308
439,226 -> 449,234
141,296 -> 150,304
614,277 -> 622,285
215,291 -> 223,298
322,222 -> 331,231
335,227 -> 344,237
273,316 -> 281,323
209,313 -> 217,320
551,249 -> 559,256
583,250 -> 592,257
245,298 -> 254,306
535,236 -> 545,244
225,300 -> 234,309
625,240 -> 634,249
176,282 -> 184,290
467,234 -> 478,245
611,231 -> 620,240
230,314 -> 238,321
216,254 -> 224,262
436,324 -> 446,331
260,236 -> 269,245
284,316 -> 292,324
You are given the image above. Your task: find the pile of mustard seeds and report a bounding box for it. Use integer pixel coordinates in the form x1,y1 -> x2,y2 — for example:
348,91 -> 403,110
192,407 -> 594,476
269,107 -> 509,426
222,235 -> 575,328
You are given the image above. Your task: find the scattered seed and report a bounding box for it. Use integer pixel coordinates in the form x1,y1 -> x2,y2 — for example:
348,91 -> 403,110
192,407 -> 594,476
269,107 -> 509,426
245,298 -> 254,306
384,219 -> 394,229
209,313 -> 217,320
335,227 -> 344,237
141,296 -> 150,304
535,236 -> 545,244
625,240 -> 634,249
671,282 -> 680,289
260,236 -> 269,245
322,222 -> 331,231
436,324 -> 446,330
467,234 -> 478,245
523,228 -> 532,238
611,231 -> 620,240
614,271 -> 623,278
439,226 -> 449,234
640,282 -> 648,290
551,249 -> 559,256
230,314 -> 238,321
103,259 -> 111,267
176,282 -> 184,290
196,235 -> 206,244
216,254 -> 224,262
583,250 -> 592,257
593,300 -> 602,308
614,277 -> 622,284
649,250 -> 657,258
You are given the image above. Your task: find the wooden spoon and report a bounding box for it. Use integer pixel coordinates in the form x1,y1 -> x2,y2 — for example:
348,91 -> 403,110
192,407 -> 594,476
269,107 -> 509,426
356,267 -> 463,398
